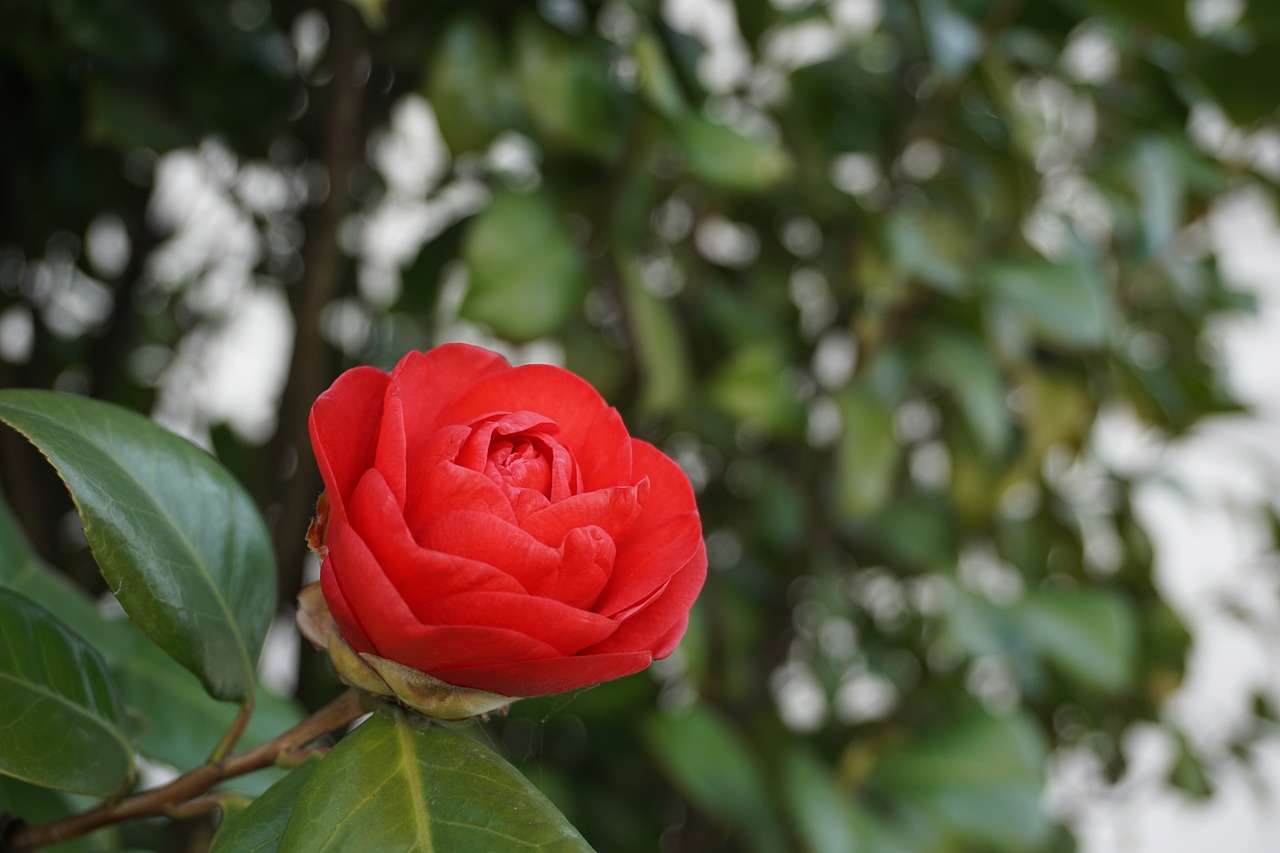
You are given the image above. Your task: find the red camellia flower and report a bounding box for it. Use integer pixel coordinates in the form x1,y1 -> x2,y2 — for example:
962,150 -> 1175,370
298,344 -> 706,717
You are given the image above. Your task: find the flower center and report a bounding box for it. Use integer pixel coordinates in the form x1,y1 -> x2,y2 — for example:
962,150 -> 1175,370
484,438 -> 552,497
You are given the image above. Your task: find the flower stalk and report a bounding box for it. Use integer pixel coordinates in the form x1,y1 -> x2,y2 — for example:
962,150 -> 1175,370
3,689 -> 368,852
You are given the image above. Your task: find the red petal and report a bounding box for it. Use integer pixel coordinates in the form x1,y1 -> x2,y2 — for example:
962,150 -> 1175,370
594,510 -> 702,616
437,364 -> 632,489
454,411 -> 557,472
373,384 -> 407,507
320,557 -> 373,653
626,438 -> 699,538
404,457 -> 518,536
520,481 -> 646,547
585,541 -> 706,656
309,366 -> 390,522
417,509 -> 560,591
433,650 -> 654,697
547,525 -> 613,609
650,613 -> 691,661
592,439 -> 703,615
391,345 -> 509,465
346,469 -> 526,601
391,624 -> 563,674
323,518 -> 425,659
414,591 -> 617,655
325,517 -> 559,672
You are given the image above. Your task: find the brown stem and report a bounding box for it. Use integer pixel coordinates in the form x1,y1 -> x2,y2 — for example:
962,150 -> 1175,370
6,689 -> 367,851
208,700 -> 254,763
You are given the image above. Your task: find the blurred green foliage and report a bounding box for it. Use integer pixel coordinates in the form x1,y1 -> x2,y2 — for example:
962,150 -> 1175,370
2,0 -> 1278,850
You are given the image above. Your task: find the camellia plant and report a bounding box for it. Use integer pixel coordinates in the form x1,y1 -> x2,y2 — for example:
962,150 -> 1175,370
0,344 -> 703,851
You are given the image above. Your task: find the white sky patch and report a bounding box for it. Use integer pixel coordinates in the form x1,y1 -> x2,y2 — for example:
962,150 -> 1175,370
370,95 -> 451,200
661,0 -> 753,93
1068,186 -> 1280,852
762,20 -> 842,71
153,284 -> 294,447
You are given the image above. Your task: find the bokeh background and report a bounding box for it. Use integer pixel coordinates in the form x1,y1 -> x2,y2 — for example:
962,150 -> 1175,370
3,0 -> 1280,850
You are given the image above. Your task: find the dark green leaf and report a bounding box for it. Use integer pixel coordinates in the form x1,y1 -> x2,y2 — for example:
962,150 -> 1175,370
461,191 -> 588,341
644,707 -> 786,853
212,758 -> 321,853
834,389 -> 900,517
0,776 -> 119,852
425,16 -> 518,154
0,390 -> 276,704
279,712 -> 593,852
1194,40 -> 1280,126
679,115 -> 794,193
0,588 -> 133,796
110,624 -> 304,795
514,14 -> 622,161
918,332 -> 1010,456
1010,589 -> 1138,693
778,747 -> 859,853
871,710 -> 1051,850
621,257 -> 692,415
984,259 -> 1114,350
0,492 -> 131,661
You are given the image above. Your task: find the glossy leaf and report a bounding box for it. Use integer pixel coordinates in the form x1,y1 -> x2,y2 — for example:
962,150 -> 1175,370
110,624 -> 304,794
0,492 -> 130,661
0,390 -> 276,704
0,588 -> 134,796
212,758 -> 321,853
461,191 -> 588,341
279,712 -> 592,852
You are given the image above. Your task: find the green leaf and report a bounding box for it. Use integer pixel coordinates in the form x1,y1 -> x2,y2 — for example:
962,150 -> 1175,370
886,209 -> 971,297
779,747 -> 859,853
514,14 -> 622,161
708,342 -> 803,437
621,257 -> 692,415
871,710 -> 1051,850
1079,0 -> 1190,40
633,28 -> 689,120
0,492 -> 131,661
0,588 -> 134,796
110,624 -> 304,794
212,759 -> 321,853
461,191 -> 588,342
0,390 -> 276,704
644,707 -> 786,853
0,491 -> 296,788
278,712 -> 593,852
425,16 -> 518,154
0,776 -> 119,852
918,332 -> 1010,456
834,389 -> 900,517
680,115 -> 794,193
983,259 -> 1114,351
1009,589 -> 1138,693
1194,39 -> 1280,126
